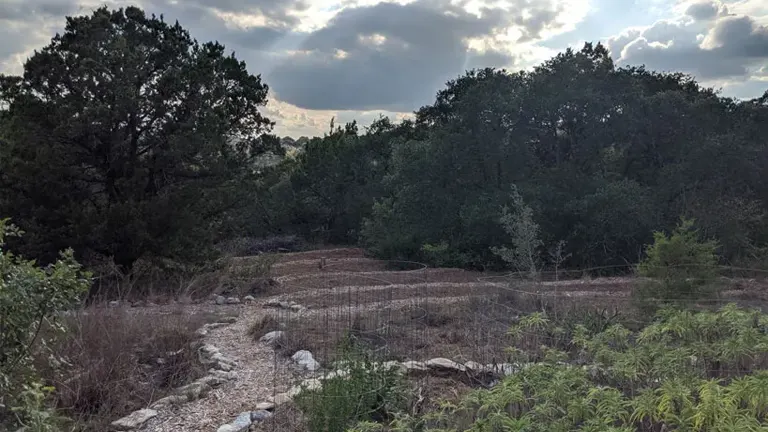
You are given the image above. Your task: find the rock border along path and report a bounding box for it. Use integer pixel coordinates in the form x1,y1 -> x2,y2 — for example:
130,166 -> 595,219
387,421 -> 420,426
119,306 -> 296,432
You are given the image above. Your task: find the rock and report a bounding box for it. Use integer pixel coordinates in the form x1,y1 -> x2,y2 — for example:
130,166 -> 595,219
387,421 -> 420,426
289,304 -> 306,312
299,378 -> 322,391
226,297 -> 241,304
243,295 -> 256,303
278,301 -> 291,309
255,401 -> 275,411
215,295 -> 226,305
177,382 -> 208,400
401,361 -> 427,371
195,327 -> 209,337
150,394 -> 187,409
292,350 -> 321,371
463,361 -> 488,373
250,410 -> 273,422
426,358 -> 466,372
197,375 -> 228,388
111,409 -> 158,430
271,392 -> 292,406
208,369 -> 238,380
109,300 -> 120,308
265,299 -> 282,307
259,331 -> 284,345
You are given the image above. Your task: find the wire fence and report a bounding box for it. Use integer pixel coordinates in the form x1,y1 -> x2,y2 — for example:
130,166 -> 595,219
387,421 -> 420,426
258,251 -> 768,424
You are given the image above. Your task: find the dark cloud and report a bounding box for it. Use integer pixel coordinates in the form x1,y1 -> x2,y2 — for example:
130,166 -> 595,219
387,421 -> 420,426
607,13 -> 768,80
265,0 -> 519,111
685,1 -> 722,21
0,1 -> 80,21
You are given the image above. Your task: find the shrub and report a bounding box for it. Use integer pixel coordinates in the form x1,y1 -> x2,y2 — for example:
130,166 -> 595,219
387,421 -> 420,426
294,342 -> 408,432
634,218 -> 720,309
491,186 -> 543,279
0,218 -> 90,430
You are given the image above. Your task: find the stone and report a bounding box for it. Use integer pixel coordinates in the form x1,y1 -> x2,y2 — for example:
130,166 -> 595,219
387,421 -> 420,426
271,392 -> 292,406
265,299 -> 282,307
243,295 -> 256,303
197,375 -> 228,388
111,409 -> 158,430
250,410 -> 273,422
259,331 -> 284,345
196,327 -> 209,337
426,358 -> 466,372
292,350 -> 321,371
150,395 -> 187,409
226,297 -> 241,304
208,369 -> 238,380
255,401 -> 275,411
215,295 -> 226,305
401,361 -> 427,371
109,300 -> 120,308
300,378 -> 322,391
463,361 -> 488,373
289,303 -> 306,312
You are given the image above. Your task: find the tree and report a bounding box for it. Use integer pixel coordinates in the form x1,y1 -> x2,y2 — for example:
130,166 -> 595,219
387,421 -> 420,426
492,186 -> 543,278
0,6 -> 274,269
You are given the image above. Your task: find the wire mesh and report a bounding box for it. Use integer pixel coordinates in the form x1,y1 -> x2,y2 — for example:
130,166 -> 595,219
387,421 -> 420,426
259,250 -> 768,424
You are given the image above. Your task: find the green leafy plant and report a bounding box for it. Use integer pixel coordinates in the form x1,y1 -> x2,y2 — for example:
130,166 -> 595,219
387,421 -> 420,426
635,218 -> 720,309
387,304 -> 768,432
0,218 -> 90,429
491,185 -> 543,279
294,341 -> 408,432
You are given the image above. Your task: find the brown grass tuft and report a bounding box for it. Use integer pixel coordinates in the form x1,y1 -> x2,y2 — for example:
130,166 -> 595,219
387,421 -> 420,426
41,306 -> 220,431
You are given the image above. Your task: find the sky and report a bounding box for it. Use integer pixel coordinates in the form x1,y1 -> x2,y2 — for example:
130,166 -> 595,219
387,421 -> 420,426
0,0 -> 767,137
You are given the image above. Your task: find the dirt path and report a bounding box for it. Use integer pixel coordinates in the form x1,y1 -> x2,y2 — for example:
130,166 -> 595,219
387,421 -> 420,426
143,306 -> 295,432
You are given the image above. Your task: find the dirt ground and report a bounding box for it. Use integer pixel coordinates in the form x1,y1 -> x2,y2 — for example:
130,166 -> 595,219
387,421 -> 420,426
132,247 -> 768,431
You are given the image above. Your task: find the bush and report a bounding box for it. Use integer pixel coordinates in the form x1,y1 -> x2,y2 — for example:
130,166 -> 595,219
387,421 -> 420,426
491,186 -> 543,279
0,218 -> 90,430
634,218 -> 720,309
294,342 -> 408,432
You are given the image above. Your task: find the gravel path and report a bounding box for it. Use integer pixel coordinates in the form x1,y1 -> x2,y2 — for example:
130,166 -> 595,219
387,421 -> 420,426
143,306 -> 295,432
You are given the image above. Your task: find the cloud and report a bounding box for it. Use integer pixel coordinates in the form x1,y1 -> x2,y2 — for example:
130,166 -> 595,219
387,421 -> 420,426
684,1 -> 726,22
607,7 -> 768,81
264,0 -> 525,111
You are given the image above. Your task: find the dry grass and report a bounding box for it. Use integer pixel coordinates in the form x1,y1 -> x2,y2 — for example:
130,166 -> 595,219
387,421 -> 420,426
39,306 -> 225,431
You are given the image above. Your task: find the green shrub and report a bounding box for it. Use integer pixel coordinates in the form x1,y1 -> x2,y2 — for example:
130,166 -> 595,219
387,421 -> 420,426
294,343 -> 408,432
0,218 -> 90,429
634,218 -> 720,309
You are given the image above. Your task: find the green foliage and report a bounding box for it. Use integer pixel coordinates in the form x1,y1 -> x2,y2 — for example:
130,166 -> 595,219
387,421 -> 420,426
420,242 -> 471,269
491,186 -> 543,278
0,219 -> 90,429
635,218 -> 720,307
388,305 -> 768,432
0,6 -> 274,270
357,43 -> 768,270
294,343 -> 408,432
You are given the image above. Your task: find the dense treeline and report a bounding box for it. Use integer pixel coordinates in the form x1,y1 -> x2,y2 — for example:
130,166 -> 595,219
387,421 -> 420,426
256,44 -> 768,270
2,7 -> 767,275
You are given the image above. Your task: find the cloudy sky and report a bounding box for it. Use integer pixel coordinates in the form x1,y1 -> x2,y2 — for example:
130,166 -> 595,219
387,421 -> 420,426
1,0 -> 767,137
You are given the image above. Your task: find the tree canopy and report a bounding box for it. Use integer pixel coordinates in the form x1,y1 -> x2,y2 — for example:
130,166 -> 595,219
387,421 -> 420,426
0,6 -> 275,269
